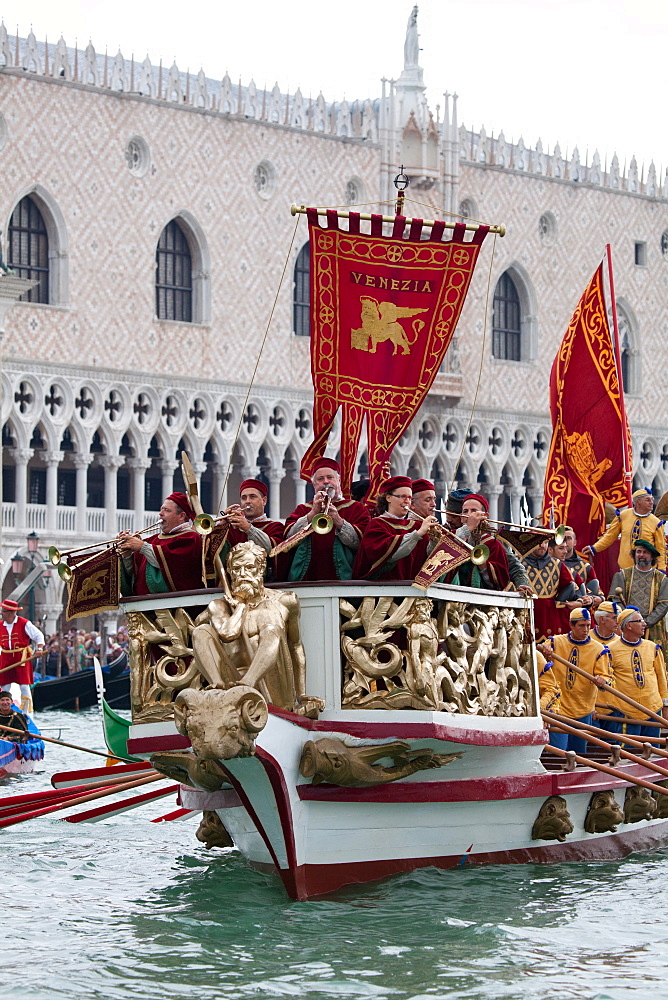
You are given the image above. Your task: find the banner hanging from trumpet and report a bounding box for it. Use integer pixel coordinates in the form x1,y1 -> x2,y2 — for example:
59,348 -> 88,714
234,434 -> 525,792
301,210 -> 490,496
543,261 -> 633,548
65,547 -> 120,621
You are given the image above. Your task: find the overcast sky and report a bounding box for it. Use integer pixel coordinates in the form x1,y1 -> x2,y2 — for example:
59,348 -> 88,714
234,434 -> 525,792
8,0 -> 667,173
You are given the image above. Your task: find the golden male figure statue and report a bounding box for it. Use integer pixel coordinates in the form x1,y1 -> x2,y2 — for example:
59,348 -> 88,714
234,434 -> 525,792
192,541 -> 321,717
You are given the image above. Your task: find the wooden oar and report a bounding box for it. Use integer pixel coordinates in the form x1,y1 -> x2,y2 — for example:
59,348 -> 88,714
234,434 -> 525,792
51,761 -> 152,788
595,712 -> 666,732
0,770 -> 158,815
544,713 -> 668,781
151,807 -> 196,823
0,651 -> 47,675
542,648 -> 668,731
545,710 -> 668,758
0,721 -> 126,762
547,744 -> 668,796
0,772 -> 163,828
64,783 -> 178,823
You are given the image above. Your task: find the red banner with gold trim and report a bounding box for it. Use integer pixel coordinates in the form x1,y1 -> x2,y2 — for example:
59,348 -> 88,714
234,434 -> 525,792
301,212 -> 489,494
543,263 -> 633,548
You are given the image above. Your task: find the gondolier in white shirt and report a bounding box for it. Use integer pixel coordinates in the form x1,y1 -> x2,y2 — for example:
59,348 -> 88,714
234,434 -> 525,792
0,598 -> 45,713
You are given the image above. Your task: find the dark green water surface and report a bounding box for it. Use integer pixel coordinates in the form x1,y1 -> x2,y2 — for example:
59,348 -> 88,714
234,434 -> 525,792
1,708 -> 665,1000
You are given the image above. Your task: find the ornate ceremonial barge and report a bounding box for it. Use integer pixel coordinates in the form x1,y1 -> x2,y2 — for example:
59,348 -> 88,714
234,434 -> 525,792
113,196 -> 668,901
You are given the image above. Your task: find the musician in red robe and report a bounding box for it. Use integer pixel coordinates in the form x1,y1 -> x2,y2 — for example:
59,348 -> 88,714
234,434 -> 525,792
222,479 -> 284,552
119,492 -> 204,595
449,494 -> 510,591
0,598 -> 45,712
282,458 -> 370,581
353,476 -> 437,580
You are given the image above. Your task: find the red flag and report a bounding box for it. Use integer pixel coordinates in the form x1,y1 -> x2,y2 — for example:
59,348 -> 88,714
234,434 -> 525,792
543,262 -> 632,548
302,212 -> 488,495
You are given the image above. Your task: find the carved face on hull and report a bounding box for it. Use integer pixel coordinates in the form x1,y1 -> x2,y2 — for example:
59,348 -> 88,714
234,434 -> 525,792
174,685 -> 268,760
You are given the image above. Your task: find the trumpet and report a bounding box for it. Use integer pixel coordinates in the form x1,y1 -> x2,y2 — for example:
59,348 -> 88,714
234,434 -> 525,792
48,519 -> 162,568
193,504 -> 255,536
408,511 -> 489,566
312,494 -> 334,535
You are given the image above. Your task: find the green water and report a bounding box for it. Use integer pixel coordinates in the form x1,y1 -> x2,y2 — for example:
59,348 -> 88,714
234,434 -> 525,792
2,709 -> 666,1000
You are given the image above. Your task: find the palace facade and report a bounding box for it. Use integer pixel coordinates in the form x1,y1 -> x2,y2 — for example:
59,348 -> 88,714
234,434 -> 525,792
1,15 -> 667,628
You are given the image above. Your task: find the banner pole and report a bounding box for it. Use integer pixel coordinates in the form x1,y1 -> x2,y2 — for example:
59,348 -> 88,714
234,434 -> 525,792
605,243 -> 633,505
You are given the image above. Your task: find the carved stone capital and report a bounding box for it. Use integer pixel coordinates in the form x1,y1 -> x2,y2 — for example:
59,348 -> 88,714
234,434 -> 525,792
39,449 -> 64,466
72,453 -> 94,470
98,454 -> 126,470
10,447 -> 34,465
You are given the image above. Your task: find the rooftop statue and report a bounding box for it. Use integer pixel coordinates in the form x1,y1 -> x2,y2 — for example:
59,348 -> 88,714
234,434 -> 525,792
404,5 -> 420,68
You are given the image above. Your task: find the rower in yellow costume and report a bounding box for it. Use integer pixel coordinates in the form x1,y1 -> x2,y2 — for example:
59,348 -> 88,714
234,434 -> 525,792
585,488 -> 666,572
539,607 -> 612,754
597,605 -> 668,741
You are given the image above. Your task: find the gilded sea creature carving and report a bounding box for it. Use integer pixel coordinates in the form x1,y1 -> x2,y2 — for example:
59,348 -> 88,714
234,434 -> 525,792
584,790 -> 624,834
340,596 -> 534,717
531,795 -> 573,842
150,750 -> 227,792
652,782 -> 668,820
195,810 -> 234,850
174,685 -> 268,760
300,738 -> 463,787
623,786 -> 657,824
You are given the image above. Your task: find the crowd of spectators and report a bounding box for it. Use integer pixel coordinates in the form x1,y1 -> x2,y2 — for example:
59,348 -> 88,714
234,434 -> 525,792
34,626 -> 129,680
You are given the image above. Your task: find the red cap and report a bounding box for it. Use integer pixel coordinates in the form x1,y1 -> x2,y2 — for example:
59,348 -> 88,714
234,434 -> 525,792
165,492 -> 195,520
312,457 -> 341,475
462,493 -> 489,513
1,599 -> 22,613
411,479 -> 435,494
240,479 -> 268,497
381,476 -> 413,494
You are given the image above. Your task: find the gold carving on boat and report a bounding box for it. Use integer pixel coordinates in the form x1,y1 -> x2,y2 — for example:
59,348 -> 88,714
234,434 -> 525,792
128,542 -> 323,723
174,685 -> 268,760
299,737 -> 462,787
652,781 -> 668,819
195,810 -> 234,850
531,796 -> 573,842
340,596 -> 534,716
149,750 -> 227,791
584,790 -> 624,834
623,786 -> 657,824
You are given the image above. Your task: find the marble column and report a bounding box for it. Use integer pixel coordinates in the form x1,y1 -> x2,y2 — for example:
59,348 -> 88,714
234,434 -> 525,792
41,449 -> 64,532
10,447 -> 33,531
509,487 -> 523,525
212,462 -> 228,512
486,485 -> 503,522
127,457 -> 151,530
160,459 -> 179,502
192,461 -> 207,510
99,455 -> 125,536
292,471 -> 306,507
73,454 -> 93,535
527,488 -> 544,524
267,469 -> 285,520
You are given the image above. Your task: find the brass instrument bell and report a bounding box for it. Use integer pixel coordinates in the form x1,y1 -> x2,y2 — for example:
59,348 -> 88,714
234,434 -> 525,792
553,524 -> 567,545
312,513 -> 334,534
193,512 -> 216,536
470,543 -> 490,566
48,545 -> 62,566
57,562 -> 72,583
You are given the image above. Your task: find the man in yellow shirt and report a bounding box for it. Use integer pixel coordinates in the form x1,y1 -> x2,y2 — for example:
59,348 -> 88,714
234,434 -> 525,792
598,606 -> 668,741
584,488 -> 666,572
536,649 -> 565,750
539,608 -> 612,754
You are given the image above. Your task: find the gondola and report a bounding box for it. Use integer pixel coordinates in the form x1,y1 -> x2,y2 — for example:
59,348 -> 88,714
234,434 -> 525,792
32,651 -> 129,711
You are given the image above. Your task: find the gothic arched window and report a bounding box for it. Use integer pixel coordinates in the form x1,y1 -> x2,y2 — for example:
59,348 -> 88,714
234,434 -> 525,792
293,242 -> 310,337
156,220 -> 192,322
8,196 -> 49,303
492,272 -> 521,361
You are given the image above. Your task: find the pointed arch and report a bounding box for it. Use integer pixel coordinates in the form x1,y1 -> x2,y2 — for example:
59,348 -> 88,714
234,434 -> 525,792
492,262 -> 537,362
7,185 -> 69,304
155,212 -> 210,324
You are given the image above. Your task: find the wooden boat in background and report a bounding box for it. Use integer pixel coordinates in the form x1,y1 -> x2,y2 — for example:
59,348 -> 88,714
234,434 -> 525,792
32,652 -> 129,712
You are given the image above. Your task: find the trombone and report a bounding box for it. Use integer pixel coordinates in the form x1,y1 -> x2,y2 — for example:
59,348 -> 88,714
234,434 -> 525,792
49,520 -> 162,582
408,511 -> 489,565
438,509 -> 566,545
